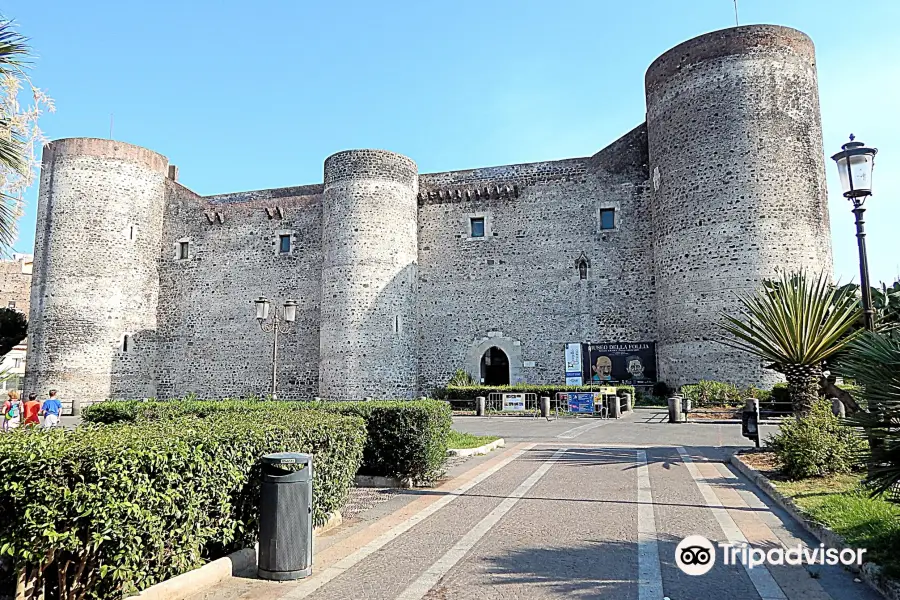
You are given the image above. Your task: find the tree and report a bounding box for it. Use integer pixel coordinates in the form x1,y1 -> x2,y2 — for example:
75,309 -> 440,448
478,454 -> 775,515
0,18 -> 54,250
0,305 -> 26,356
718,270 -> 863,415
838,330 -> 900,501
834,280 -> 900,332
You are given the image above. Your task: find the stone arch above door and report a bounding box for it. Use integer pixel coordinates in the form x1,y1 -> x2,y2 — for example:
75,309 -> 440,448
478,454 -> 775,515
466,333 -> 525,385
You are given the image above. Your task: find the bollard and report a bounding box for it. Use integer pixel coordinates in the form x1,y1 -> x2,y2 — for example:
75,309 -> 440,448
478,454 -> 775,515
831,397 -> 846,418
623,393 -> 633,412
476,396 -> 486,416
681,396 -> 691,422
540,396 -> 550,418
667,396 -> 683,423
741,397 -> 761,447
609,394 -> 621,419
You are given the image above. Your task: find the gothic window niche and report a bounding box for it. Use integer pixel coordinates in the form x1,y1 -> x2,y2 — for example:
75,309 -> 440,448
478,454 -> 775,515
575,252 -> 590,280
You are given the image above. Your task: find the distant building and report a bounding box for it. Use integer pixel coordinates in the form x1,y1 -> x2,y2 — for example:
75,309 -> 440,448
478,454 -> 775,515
0,254 -> 32,394
25,25 -> 833,406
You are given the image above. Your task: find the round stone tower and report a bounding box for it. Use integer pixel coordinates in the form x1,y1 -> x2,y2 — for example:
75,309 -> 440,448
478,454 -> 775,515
26,138 -> 168,408
319,149 -> 419,400
645,25 -> 833,388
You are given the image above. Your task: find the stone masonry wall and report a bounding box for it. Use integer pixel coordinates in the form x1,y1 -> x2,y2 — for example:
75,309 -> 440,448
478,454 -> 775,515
646,25 -> 833,388
26,139 -> 167,409
320,150 -> 419,400
0,258 -> 32,314
26,26 -> 836,402
416,125 -> 655,392
155,182 -> 323,399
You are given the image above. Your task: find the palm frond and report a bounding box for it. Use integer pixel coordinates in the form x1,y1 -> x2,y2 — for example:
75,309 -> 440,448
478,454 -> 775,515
0,20 -> 31,73
718,270 -> 863,367
0,117 -> 26,174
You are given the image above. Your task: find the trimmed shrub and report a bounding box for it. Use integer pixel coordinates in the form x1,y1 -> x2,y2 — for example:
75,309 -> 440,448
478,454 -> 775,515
766,398 -> 866,479
681,380 -> 768,408
84,398 -> 452,482
432,383 -> 636,401
326,400 -> 451,481
0,411 -> 365,600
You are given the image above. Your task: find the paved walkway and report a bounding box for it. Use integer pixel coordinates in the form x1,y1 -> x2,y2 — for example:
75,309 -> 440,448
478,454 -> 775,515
188,410 -> 880,600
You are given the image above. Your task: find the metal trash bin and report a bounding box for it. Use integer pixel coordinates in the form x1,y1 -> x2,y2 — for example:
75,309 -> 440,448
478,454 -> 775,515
258,452 -> 313,581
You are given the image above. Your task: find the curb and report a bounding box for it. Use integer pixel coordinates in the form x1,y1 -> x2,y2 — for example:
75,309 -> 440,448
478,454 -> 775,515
126,511 -> 342,600
355,474 -> 414,488
731,453 -> 900,600
447,438 -> 505,457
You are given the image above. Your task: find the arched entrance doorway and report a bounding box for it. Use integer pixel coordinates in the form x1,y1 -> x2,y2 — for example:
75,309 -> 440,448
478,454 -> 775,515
480,347 -> 510,385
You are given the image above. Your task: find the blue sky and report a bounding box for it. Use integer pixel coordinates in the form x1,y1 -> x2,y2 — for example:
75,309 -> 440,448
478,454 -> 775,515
5,0 -> 899,284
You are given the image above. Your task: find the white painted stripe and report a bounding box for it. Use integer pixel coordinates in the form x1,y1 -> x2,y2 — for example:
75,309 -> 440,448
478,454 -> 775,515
281,445 -> 534,599
636,450 -> 665,600
676,447 -> 786,600
394,448 -> 568,600
557,419 -> 608,439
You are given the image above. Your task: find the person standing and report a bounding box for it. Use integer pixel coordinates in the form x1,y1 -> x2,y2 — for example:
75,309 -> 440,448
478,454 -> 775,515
40,389 -> 62,429
2,390 -> 22,432
23,393 -> 40,427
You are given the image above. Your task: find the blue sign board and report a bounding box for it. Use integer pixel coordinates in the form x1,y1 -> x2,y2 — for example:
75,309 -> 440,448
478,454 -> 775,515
567,392 -> 594,414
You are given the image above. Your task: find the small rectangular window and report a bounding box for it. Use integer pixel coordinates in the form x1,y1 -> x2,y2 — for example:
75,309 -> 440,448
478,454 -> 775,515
470,217 -> 485,238
599,208 -> 616,230
178,241 -> 189,259
122,334 -> 129,352
279,234 -> 291,254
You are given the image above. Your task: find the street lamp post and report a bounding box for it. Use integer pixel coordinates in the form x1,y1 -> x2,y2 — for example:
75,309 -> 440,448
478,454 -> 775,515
831,135 -> 878,331
254,297 -> 298,400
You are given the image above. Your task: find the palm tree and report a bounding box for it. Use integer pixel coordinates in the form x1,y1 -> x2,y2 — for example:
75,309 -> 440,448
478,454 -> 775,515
719,270 -> 863,415
0,20 -> 32,249
838,330 -> 900,500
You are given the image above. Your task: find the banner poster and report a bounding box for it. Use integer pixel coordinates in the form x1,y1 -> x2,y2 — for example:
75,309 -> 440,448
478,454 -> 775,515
502,393 -> 526,412
567,392 -> 594,414
564,343 -> 583,385
581,342 -> 657,385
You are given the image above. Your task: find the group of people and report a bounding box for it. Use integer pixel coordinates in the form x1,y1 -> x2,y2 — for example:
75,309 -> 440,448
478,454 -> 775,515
1,389 -> 63,431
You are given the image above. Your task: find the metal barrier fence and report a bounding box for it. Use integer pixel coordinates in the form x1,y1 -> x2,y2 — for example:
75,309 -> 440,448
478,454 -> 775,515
486,393 -> 539,416
552,392 -> 625,419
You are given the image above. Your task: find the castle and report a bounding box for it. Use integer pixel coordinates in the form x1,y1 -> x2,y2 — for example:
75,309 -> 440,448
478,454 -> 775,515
24,25 -> 833,407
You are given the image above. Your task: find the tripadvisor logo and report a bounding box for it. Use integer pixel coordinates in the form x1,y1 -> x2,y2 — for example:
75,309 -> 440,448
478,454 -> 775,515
675,535 -> 867,575
675,535 -> 716,575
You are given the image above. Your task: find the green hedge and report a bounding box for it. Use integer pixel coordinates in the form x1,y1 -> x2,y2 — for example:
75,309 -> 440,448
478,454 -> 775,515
432,384 -> 636,401
0,411 -> 365,600
681,380 -> 769,408
83,398 -> 452,482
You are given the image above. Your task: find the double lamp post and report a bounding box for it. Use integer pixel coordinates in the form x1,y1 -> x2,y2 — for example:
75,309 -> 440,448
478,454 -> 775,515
831,135 -> 878,331
254,297 -> 297,400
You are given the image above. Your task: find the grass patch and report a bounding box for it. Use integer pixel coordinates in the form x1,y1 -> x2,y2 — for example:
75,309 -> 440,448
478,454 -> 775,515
772,472 -> 900,577
447,430 -> 500,450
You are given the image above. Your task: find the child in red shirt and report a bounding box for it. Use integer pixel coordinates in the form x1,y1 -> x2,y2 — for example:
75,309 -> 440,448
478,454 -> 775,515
22,393 -> 40,426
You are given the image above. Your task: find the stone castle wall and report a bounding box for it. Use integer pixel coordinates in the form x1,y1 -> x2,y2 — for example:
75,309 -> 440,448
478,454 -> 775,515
24,25 -> 834,404
416,125 -> 655,392
320,150 -> 419,400
25,139 -> 168,409
645,25 -> 832,388
155,182 -> 323,400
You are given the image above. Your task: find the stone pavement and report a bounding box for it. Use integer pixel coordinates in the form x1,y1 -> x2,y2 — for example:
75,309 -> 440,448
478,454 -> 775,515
187,409 -> 881,600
